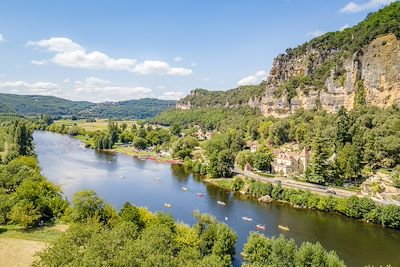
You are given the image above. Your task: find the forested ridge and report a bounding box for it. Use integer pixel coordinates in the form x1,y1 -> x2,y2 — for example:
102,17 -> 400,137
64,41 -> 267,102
0,93 -> 175,119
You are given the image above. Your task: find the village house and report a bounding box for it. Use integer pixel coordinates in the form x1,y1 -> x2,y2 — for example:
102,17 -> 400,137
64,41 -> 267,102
271,148 -> 310,176
246,141 -> 260,153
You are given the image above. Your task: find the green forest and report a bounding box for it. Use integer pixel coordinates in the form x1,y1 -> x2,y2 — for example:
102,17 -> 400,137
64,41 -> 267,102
0,93 -> 175,119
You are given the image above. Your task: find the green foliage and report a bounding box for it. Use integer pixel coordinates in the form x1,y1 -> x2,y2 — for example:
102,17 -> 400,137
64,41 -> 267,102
240,179 -> 400,230
0,93 -> 175,119
354,80 -> 366,107
177,83 -> 267,109
0,156 -> 67,228
242,233 -> 345,267
391,166 -> 400,188
65,190 -> 117,226
207,149 -> 235,178
172,136 -> 198,159
34,209 -> 237,267
152,106 -> 261,132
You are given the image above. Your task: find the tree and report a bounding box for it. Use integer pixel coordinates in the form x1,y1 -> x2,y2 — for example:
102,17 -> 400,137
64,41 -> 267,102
306,127 -> 329,184
235,150 -> 253,170
336,143 -> 362,181
335,106 -> 350,151
14,123 -> 32,156
9,199 -> 41,228
108,120 -> 119,144
133,137 -> 148,150
170,124 -> 182,136
207,149 -> 235,178
252,149 -> 274,172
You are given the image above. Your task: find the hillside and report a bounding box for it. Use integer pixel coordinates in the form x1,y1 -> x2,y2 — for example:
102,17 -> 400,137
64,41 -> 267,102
0,93 -> 175,119
177,2 -> 400,117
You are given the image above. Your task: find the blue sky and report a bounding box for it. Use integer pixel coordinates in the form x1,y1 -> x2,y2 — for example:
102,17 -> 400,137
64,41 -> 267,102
0,0 -> 395,102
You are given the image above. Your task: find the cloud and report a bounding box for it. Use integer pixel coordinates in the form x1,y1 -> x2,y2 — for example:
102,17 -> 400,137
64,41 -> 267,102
237,70 -> 268,86
306,30 -> 326,38
339,24 -> 350,31
0,80 -> 61,95
72,77 -> 153,102
174,56 -> 183,62
340,0 -> 395,13
31,60 -> 47,66
159,91 -> 185,100
0,34 -> 4,43
27,37 -> 192,76
27,37 -> 82,52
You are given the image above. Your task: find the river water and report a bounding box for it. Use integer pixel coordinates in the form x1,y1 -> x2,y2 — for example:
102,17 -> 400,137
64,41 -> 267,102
33,131 -> 400,267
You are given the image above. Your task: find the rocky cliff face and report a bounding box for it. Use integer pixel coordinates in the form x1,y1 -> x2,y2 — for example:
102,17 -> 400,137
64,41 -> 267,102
260,34 -> 400,117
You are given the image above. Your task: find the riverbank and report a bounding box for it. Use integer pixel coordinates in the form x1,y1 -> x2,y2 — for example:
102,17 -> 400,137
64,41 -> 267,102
205,176 -> 400,230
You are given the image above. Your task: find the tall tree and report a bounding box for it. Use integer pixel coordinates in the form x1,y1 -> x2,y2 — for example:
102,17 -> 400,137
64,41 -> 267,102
335,106 -> 350,151
306,127 -> 329,184
14,123 -> 32,156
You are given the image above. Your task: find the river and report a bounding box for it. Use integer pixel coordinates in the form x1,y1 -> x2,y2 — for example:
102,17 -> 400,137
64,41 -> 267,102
33,131 -> 400,267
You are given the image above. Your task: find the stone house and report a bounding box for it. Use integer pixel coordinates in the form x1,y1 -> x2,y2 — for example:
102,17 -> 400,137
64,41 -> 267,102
271,148 -> 310,176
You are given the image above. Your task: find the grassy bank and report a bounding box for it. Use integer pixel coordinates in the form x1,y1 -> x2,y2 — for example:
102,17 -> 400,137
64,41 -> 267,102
0,224 -> 68,267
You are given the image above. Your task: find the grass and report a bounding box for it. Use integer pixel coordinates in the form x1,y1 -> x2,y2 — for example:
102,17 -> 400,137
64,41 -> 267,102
0,224 -> 68,242
0,224 -> 68,267
112,146 -> 174,162
206,178 -> 235,190
54,119 -> 137,132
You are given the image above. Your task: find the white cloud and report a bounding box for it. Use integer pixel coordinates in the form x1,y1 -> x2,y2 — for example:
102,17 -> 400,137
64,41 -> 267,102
174,56 -> 183,62
27,37 -> 82,52
31,60 -> 47,66
71,77 -> 153,102
63,78 -> 70,83
159,91 -> 185,100
339,24 -> 350,31
306,30 -> 326,38
133,60 -> 192,76
0,34 -> 4,43
0,80 -> 61,95
190,63 -> 197,67
237,70 -> 268,86
340,0 -> 395,13
27,37 -> 192,76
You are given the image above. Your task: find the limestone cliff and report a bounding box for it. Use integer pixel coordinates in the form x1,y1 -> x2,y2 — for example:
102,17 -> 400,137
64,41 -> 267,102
177,2 -> 400,117
261,34 -> 400,117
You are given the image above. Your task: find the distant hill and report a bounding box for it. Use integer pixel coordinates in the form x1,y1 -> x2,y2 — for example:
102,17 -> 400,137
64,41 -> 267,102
0,93 -> 175,119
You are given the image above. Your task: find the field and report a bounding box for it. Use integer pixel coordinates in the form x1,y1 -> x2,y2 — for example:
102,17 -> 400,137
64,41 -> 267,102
0,224 -> 68,267
53,119 -> 137,132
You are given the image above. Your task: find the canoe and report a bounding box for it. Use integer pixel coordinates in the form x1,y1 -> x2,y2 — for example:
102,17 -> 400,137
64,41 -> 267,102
182,187 -> 188,191
217,201 -> 226,205
196,192 -> 204,197
164,203 -> 172,208
256,224 -> 266,230
242,216 -> 253,221
278,225 -> 289,231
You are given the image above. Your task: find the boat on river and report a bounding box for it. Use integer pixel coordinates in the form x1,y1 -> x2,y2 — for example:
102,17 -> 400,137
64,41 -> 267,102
196,192 -> 204,197
242,216 -> 253,221
182,187 -> 188,191
164,203 -> 172,208
155,178 -> 161,181
256,224 -> 266,231
225,217 -> 228,221
217,201 -> 226,205
278,225 -> 289,231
